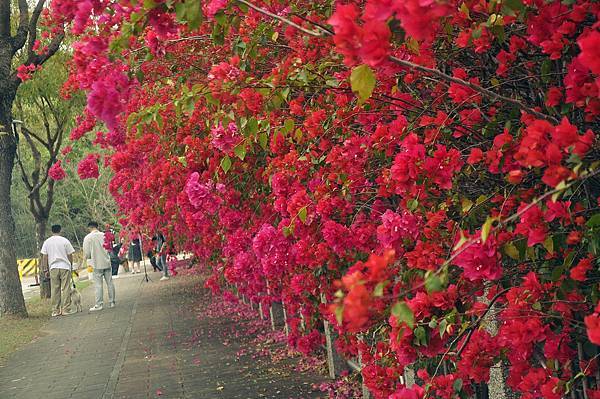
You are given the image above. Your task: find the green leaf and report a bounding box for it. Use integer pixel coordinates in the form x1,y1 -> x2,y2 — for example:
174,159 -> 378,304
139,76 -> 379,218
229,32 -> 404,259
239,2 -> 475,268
407,198 -> 418,211
294,128 -> 303,142
334,305 -> 344,325
284,118 -> 295,133
503,243 -> 520,260
459,2 -> 471,18
461,198 -> 474,214
504,0 -> 525,13
175,0 -> 203,29
453,378 -> 463,393
258,132 -> 268,150
551,264 -> 564,282
391,302 -> 414,329
350,64 -> 376,105
439,319 -> 448,338
425,272 -> 443,293
543,236 -> 554,254
234,143 -> 246,160
481,216 -> 497,243
413,326 -> 427,346
373,281 -> 388,297
220,155 -> 232,173
552,180 -> 568,202
282,224 -> 294,237
143,0 -> 158,9
246,118 -> 258,136
155,113 -> 163,129
586,214 -> 600,228
298,206 -> 307,223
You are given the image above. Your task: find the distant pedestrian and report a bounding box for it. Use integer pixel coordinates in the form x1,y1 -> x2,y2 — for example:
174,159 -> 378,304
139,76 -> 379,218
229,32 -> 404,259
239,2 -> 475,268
40,224 -> 76,317
156,231 -> 169,281
83,221 -> 115,311
148,238 -> 161,272
128,238 -> 142,274
110,241 -> 122,278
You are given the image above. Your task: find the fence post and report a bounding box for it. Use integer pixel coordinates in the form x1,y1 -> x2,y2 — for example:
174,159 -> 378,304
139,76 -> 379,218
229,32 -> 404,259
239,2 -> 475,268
481,289 -> 515,399
267,285 -> 276,331
404,367 -> 415,387
283,303 -> 289,336
321,293 -> 348,379
357,347 -> 371,399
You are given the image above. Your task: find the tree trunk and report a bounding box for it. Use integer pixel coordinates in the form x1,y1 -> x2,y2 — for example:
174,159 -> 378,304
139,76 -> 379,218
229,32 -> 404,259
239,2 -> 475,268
0,91 -> 27,317
35,218 -> 50,298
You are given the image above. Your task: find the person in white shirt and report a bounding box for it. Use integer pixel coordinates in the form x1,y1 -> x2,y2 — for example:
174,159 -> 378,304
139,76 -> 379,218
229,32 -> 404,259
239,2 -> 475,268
40,224 -> 76,317
83,221 -> 115,311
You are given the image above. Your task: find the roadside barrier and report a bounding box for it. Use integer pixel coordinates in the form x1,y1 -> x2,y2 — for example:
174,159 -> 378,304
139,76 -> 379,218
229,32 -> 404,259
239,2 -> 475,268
17,258 -> 39,284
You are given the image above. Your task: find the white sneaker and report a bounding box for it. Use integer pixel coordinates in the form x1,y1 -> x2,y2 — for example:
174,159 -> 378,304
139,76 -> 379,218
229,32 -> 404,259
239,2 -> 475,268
113,275 -> 120,279
89,305 -> 103,312
109,303 -> 116,308
160,276 -> 170,281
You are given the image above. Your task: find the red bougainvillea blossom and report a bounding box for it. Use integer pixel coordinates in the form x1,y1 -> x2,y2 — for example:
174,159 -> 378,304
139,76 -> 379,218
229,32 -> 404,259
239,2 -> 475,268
48,160 -> 67,181
55,0 -> 600,397
77,153 -> 100,179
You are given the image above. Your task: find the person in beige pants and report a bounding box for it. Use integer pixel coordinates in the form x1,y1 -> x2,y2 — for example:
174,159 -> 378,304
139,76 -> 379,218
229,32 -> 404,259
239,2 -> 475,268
40,224 -> 76,317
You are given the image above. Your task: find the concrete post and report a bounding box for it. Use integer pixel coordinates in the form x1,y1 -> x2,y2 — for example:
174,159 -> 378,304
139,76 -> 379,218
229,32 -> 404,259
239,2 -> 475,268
358,348 -> 371,399
321,293 -> 348,378
283,303 -> 289,336
481,290 -> 516,399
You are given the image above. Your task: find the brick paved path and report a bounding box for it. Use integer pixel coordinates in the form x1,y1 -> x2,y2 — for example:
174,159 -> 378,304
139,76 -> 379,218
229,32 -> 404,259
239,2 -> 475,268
0,272 -> 325,399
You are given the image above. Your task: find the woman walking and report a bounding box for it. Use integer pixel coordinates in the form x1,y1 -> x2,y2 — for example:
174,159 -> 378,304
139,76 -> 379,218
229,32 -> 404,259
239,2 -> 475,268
128,237 -> 143,274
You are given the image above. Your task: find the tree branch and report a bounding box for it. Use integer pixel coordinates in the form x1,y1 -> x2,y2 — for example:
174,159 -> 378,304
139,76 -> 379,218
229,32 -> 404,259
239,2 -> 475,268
11,0 -> 30,53
234,0 -> 559,124
388,56 -> 560,124
26,31 -> 64,66
26,0 -> 46,59
234,0 -> 323,37
19,126 -> 43,201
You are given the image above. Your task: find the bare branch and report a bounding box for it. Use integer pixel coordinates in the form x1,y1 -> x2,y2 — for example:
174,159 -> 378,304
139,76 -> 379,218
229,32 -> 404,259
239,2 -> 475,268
15,150 -> 33,191
11,0 -> 30,52
234,0 -> 323,37
388,56 -> 560,124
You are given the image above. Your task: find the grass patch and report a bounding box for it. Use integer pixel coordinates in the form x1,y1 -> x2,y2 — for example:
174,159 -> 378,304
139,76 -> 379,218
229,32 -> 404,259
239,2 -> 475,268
0,278 -> 93,364
0,296 -> 51,364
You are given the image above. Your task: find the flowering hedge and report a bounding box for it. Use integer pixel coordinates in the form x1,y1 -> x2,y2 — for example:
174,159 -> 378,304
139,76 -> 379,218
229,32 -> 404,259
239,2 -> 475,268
46,0 -> 600,397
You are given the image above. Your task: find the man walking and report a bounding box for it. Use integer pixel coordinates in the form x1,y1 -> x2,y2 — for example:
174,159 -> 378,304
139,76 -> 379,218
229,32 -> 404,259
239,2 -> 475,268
156,231 -> 169,281
40,224 -> 76,317
83,221 -> 115,311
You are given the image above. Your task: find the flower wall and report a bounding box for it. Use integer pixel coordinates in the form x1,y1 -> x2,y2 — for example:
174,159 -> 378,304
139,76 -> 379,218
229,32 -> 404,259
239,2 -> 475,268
45,0 -> 600,397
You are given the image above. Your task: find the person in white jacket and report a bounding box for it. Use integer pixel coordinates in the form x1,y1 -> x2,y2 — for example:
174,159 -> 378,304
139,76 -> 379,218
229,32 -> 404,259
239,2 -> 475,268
83,221 -> 115,311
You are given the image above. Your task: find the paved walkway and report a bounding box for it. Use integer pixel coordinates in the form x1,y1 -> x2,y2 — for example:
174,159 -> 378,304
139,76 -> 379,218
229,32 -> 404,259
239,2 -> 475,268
0,272 -> 325,399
